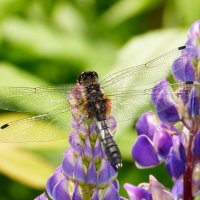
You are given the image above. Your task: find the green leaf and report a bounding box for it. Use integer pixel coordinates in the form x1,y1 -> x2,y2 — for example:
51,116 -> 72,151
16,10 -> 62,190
100,0 -> 162,27
0,142 -> 54,189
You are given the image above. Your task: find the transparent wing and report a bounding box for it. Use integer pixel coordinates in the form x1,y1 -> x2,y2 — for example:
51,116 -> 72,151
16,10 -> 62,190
0,84 -> 78,113
101,45 -> 191,122
106,80 -> 189,123
0,105 -> 72,142
101,46 -> 191,90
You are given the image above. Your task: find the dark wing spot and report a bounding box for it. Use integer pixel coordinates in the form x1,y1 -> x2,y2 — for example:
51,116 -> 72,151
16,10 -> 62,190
178,46 -> 186,50
1,124 -> 9,129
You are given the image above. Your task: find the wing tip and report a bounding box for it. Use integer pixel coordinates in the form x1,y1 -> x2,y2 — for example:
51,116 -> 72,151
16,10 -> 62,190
178,45 -> 186,50
0,123 -> 9,129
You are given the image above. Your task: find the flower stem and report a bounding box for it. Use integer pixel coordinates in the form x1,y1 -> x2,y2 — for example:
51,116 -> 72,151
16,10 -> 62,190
183,129 -> 195,200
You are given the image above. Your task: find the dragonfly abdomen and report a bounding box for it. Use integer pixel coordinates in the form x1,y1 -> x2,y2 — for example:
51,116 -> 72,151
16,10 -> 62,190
97,121 -> 122,168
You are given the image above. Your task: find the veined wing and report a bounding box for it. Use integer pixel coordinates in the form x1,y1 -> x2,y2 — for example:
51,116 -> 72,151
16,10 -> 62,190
0,84 -> 79,113
105,82 -> 189,123
0,105 -> 72,142
100,45 -> 192,91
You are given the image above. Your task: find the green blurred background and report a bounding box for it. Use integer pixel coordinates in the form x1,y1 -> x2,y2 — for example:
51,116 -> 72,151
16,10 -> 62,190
0,0 -> 199,199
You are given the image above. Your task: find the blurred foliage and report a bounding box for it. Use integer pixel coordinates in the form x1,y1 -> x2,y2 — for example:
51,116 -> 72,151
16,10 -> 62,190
0,0 -> 200,199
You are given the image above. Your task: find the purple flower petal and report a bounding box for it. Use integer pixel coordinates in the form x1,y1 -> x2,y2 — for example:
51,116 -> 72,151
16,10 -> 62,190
153,128 -> 172,159
165,147 -> 185,179
149,175 -> 173,200
91,188 -> 99,200
188,85 -> 199,117
151,80 -> 180,123
102,183 -> 120,200
108,115 -> 117,133
172,55 -> 195,82
132,135 -> 160,168
94,138 -> 102,162
46,167 -> 65,198
34,193 -> 48,200
136,112 -> 156,140
52,178 -> 71,200
151,79 -> 168,105
86,159 -> 97,185
112,180 -> 120,191
172,179 -> 183,200
188,20 -> 200,37
84,135 -> 93,160
155,91 -> 180,123
62,149 -> 75,178
97,159 -> 112,187
193,127 -> 200,156
74,156 -> 86,183
124,183 -> 152,200
69,133 -> 84,154
72,183 -> 82,200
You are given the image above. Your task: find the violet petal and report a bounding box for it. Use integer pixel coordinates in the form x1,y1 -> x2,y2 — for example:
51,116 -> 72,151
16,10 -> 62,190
74,156 -> 86,183
46,167 -> 65,198
52,178 -> 71,200
136,112 -> 156,140
132,135 -> 160,168
86,159 -> 97,185
124,183 -> 152,200
165,147 -> 185,179
97,159 -> 112,187
62,149 -> 75,178
72,183 -> 82,200
188,85 -> 199,117
102,183 -> 120,200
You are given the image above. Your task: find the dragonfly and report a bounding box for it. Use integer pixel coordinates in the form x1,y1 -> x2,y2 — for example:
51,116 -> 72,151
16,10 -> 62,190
0,45 -> 192,168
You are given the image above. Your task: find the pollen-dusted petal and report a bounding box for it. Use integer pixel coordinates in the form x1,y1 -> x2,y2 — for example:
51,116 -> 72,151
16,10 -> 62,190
102,182 -> 120,200
91,188 -> 99,200
153,128 -> 172,159
84,135 -> 93,160
124,183 -> 152,200
94,138 -> 102,161
74,156 -> 86,183
172,55 -> 195,82
97,159 -> 112,188
52,178 -> 71,200
62,149 -> 76,178
34,193 -> 48,200
46,167 -> 65,198
165,147 -> 185,179
149,175 -> 173,200
188,85 -> 200,117
72,183 -> 82,200
171,179 -> 183,200
132,135 -> 160,168
136,112 -> 156,140
193,127 -> 200,156
69,133 -> 84,154
86,159 -> 97,185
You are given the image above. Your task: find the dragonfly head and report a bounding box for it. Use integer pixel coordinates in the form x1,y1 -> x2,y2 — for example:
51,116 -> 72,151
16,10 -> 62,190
78,71 -> 99,85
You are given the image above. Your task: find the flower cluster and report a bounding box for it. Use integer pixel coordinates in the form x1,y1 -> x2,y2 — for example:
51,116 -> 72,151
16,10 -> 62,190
126,20 -> 200,200
35,91 -> 122,200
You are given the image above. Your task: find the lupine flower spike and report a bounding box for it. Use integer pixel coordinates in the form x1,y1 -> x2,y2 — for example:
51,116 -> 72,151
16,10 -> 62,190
129,20 -> 200,200
36,87 -> 122,200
